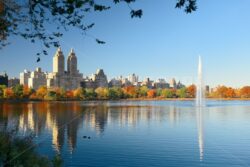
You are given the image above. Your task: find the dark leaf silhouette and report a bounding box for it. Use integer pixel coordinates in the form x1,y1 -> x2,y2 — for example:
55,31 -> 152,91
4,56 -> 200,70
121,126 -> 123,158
96,39 -> 106,44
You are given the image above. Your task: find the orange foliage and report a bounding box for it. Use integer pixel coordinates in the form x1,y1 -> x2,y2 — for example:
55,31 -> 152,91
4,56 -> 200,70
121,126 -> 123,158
36,86 -> 47,99
123,86 -> 137,98
66,90 -> 74,98
187,85 -> 196,98
147,89 -> 156,98
211,86 -> 236,98
240,86 -> 250,98
4,88 -> 14,99
23,85 -> 32,97
225,87 -> 236,98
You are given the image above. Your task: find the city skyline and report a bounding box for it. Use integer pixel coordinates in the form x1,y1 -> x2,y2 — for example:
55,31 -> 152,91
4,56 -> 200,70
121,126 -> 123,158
1,0 -> 250,88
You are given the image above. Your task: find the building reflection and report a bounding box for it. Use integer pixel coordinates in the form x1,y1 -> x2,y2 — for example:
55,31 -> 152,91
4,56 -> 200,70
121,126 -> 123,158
0,101 -> 202,155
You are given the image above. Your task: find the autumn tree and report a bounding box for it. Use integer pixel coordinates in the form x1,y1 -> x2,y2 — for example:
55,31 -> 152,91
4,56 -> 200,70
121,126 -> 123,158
138,86 -> 149,97
240,86 -> 250,98
225,87 -> 236,98
95,87 -> 108,99
3,88 -> 14,99
187,84 -> 196,98
122,86 -> 137,98
0,85 -> 6,98
147,89 -> 156,98
36,86 -> 47,99
66,90 -> 74,99
23,85 -> 33,98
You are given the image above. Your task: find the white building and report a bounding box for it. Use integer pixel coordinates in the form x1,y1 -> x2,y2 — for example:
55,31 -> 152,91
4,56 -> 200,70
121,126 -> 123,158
20,69 -> 31,86
47,48 -> 83,90
128,73 -> 139,84
28,67 -> 47,90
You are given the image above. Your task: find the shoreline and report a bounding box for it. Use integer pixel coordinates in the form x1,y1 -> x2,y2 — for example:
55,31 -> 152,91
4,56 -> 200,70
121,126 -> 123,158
1,98 -> 250,103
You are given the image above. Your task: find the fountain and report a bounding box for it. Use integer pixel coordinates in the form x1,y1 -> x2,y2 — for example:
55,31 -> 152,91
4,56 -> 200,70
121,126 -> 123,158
196,56 -> 205,161
196,56 -> 205,107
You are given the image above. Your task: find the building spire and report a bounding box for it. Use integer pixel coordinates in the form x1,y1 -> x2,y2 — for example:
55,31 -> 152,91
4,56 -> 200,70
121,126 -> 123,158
57,47 -> 62,52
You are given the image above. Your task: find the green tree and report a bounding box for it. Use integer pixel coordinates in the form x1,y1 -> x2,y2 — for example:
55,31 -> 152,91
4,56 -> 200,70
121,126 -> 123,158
95,87 -> 108,99
108,87 -> 123,100
138,86 -> 149,97
12,84 -> 24,98
0,131 -> 62,167
156,88 -> 162,97
176,87 -> 187,98
161,89 -> 175,98
85,88 -> 97,100
45,91 -> 57,100
0,85 -> 6,98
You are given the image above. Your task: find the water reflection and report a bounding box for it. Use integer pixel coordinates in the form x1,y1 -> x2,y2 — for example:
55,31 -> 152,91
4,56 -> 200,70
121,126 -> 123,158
196,106 -> 204,161
0,101 -> 206,159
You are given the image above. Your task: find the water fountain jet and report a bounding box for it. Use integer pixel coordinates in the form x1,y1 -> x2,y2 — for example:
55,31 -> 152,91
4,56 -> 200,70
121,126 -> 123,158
196,56 -> 205,107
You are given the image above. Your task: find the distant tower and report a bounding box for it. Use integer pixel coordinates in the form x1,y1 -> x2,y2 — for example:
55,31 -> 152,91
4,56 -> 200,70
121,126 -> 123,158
53,47 -> 65,74
67,48 -> 77,75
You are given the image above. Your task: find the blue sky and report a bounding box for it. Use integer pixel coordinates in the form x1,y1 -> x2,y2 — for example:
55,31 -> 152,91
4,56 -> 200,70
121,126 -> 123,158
1,0 -> 250,88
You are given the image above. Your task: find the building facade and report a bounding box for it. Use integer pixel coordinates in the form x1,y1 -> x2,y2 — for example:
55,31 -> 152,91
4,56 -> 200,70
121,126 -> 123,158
81,69 -> 108,88
28,68 -> 47,90
8,78 -> 20,87
47,48 -> 83,90
20,70 -> 31,86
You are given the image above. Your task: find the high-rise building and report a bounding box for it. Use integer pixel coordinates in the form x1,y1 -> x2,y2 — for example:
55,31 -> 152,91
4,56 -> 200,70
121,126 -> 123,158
128,73 -> 139,84
20,69 -> 31,86
170,78 -> 177,88
47,48 -> 83,90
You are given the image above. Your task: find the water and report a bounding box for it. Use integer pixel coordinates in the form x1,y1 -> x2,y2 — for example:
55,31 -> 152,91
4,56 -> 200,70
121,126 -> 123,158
196,56 -> 205,107
1,100 -> 250,166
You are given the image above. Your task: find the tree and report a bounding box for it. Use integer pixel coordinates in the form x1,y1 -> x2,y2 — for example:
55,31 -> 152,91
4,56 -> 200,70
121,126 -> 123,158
213,86 -> 228,98
45,90 -> 57,100
84,88 -> 97,100
23,85 -> 33,98
36,86 -> 47,99
107,87 -> 123,100
12,84 -> 23,98
3,88 -> 14,99
225,87 -> 236,98
138,86 -> 149,97
122,86 -> 138,98
0,0 -> 197,59
95,87 -> 108,99
73,88 -> 85,99
187,84 -> 196,98
0,85 -> 6,98
147,89 -> 156,98
240,86 -> 250,98
0,131 -> 62,166
176,87 -> 187,98
66,90 -> 74,99
161,88 -> 175,98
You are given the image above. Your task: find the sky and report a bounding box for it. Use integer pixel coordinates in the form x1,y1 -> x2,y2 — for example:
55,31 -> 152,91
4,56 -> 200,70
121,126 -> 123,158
1,0 -> 250,88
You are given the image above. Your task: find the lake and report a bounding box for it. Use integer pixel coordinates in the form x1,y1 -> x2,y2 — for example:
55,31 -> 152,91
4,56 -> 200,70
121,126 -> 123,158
0,100 -> 250,167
